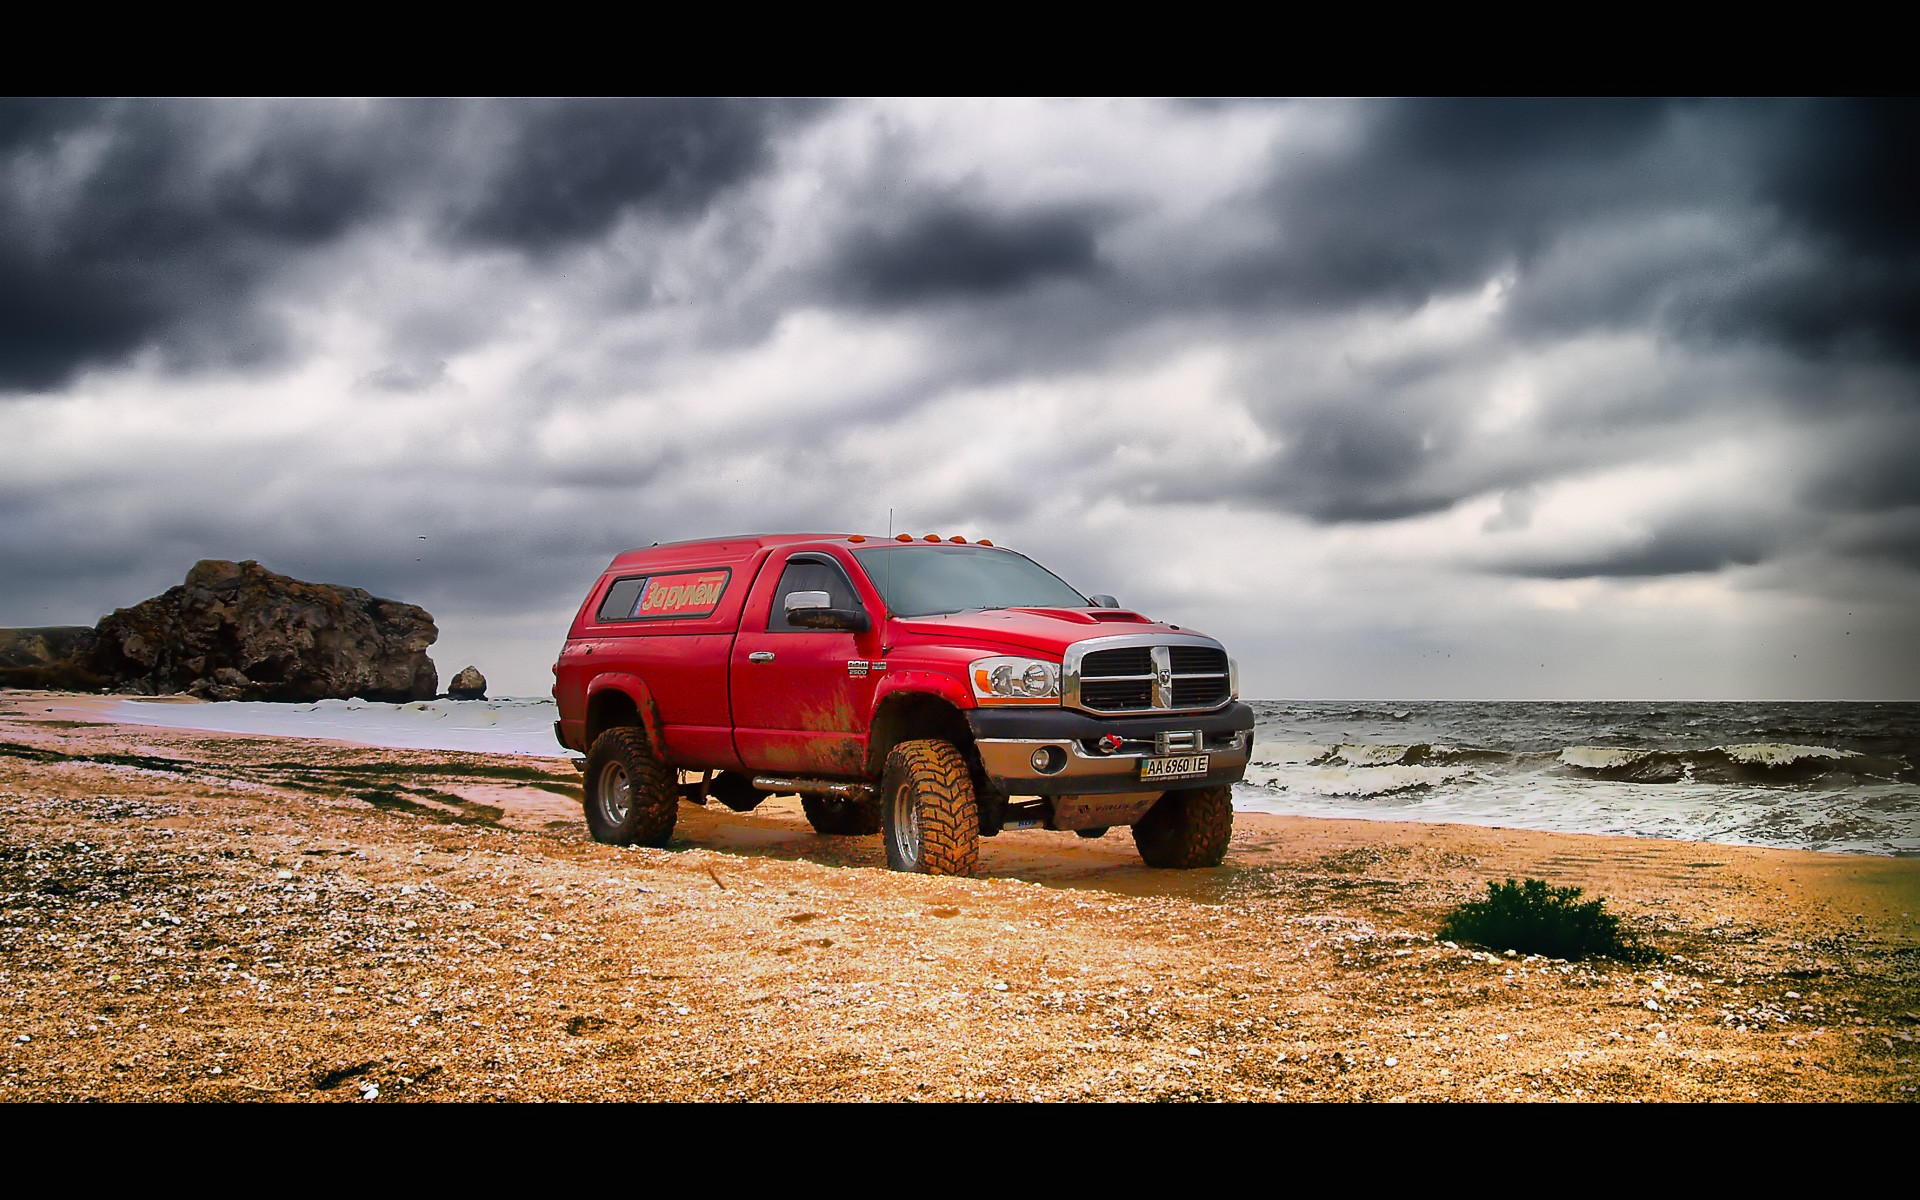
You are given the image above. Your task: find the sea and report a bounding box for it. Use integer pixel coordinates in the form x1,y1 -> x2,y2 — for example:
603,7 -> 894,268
104,695 -> 1920,857
1237,700 -> 1920,857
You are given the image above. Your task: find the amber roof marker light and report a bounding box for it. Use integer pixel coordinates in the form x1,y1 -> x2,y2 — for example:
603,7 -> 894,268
978,539 -> 994,546
847,535 -> 866,542
948,536 -> 966,543
923,534 -> 940,542
895,533 -> 912,542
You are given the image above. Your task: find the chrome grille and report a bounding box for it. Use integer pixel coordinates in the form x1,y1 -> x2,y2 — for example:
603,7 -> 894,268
1064,634 -> 1233,715
1169,646 -> 1227,674
1172,676 -> 1231,708
1082,646 -> 1153,677
1080,678 -> 1153,711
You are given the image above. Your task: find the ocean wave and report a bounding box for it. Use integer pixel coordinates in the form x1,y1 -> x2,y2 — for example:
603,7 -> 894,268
1556,742 -> 1905,784
1243,762 -> 1477,798
1307,743 -> 1512,768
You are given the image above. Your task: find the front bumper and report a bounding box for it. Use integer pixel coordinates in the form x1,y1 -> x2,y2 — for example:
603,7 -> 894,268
967,702 -> 1255,796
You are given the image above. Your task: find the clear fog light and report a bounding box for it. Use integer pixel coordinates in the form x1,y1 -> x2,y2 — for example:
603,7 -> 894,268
1030,746 -> 1066,774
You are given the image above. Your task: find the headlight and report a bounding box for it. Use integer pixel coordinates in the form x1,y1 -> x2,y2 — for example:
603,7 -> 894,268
1229,656 -> 1240,701
969,656 -> 1060,705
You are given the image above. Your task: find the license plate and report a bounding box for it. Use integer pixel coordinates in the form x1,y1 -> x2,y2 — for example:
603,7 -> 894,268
1140,754 -> 1208,781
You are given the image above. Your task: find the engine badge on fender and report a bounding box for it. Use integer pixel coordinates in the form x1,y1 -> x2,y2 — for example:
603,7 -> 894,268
847,661 -> 870,677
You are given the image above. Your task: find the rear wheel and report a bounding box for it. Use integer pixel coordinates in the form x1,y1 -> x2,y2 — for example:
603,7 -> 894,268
1130,785 -> 1232,868
583,727 -> 677,847
801,792 -> 882,835
881,739 -> 979,876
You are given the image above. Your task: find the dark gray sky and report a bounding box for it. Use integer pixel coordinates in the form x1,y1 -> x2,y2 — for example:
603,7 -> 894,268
4,97 -> 1916,699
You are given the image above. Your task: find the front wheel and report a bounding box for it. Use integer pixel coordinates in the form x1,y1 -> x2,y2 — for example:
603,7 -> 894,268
582,727 -> 678,847
881,739 -> 979,876
1130,785 -> 1233,868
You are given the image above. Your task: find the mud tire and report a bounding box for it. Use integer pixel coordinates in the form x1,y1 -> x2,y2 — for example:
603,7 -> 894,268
1130,784 -> 1232,868
881,739 -> 979,876
582,727 -> 678,847
801,792 -> 882,835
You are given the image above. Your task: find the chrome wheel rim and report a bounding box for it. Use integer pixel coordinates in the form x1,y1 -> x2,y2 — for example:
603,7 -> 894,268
891,783 -> 922,867
598,763 -> 632,825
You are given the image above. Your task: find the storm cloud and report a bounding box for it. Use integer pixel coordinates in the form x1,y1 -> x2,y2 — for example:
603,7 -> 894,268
447,97 -> 827,250
0,98 -> 823,391
3,97 -> 1916,699
832,203 -> 1107,304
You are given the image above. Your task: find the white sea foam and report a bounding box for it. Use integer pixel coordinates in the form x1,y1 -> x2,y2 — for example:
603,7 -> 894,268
1243,762 -> 1476,797
1250,741 -> 1335,765
1559,747 -> 1642,771
107,695 -> 566,758
1721,742 -> 1859,766
1318,744 -> 1420,768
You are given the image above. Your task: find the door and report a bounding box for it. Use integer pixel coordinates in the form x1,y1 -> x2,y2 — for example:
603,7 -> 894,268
730,550 -> 883,778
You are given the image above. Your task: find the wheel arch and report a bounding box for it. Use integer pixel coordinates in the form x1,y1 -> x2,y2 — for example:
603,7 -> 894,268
866,687 -> 975,778
584,673 -> 665,751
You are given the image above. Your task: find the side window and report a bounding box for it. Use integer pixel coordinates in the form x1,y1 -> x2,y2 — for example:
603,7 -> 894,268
768,558 -> 862,633
597,577 -> 647,623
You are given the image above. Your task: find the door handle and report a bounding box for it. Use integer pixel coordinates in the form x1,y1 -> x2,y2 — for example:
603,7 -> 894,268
748,651 -> 775,664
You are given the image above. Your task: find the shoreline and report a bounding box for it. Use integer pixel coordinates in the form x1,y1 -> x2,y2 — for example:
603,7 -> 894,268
1,690 -> 1916,1100
16,688 -> 1917,858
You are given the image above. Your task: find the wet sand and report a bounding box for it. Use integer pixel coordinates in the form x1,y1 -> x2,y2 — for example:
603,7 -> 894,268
2,690 -> 1915,1101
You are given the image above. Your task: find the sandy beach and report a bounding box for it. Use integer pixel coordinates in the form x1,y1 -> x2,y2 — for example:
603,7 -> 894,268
2,690 -> 1915,1102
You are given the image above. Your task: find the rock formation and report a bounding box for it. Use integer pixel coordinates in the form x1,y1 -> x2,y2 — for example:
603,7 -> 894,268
447,666 -> 487,701
74,560 -> 440,702
0,626 -> 104,690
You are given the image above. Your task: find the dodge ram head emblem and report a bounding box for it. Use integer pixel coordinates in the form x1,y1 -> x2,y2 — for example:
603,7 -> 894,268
1149,645 -> 1174,709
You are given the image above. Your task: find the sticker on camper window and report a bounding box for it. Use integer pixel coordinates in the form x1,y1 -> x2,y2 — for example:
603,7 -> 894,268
628,569 -> 730,619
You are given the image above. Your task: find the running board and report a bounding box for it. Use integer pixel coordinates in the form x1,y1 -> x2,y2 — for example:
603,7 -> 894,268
751,776 -> 877,802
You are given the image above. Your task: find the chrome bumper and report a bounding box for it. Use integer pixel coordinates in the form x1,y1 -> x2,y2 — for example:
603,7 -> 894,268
975,729 -> 1251,796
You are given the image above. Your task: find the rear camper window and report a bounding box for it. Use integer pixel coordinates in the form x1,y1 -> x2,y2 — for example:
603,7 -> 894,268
595,569 -> 731,623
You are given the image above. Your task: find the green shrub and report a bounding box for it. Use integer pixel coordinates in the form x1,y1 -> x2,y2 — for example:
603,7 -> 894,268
1438,877 -> 1654,962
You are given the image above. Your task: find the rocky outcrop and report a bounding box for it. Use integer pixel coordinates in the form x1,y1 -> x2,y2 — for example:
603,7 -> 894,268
447,666 -> 487,701
0,626 -> 105,690
83,560 -> 439,702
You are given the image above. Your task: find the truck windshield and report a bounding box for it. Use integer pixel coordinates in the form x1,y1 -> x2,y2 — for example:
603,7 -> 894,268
852,545 -> 1089,617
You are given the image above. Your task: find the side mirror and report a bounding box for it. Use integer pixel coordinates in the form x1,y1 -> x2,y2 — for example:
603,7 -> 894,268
1087,594 -> 1120,609
789,606 -> 870,632
784,590 -> 831,612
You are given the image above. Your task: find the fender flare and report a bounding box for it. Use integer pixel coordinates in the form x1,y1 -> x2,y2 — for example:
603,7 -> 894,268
584,672 -> 666,750
872,669 -> 973,712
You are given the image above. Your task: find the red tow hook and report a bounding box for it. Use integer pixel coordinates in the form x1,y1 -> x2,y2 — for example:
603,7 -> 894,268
1097,734 -> 1124,755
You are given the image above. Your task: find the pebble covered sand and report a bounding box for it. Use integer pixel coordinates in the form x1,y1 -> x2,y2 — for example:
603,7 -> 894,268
2,691 -> 1916,1102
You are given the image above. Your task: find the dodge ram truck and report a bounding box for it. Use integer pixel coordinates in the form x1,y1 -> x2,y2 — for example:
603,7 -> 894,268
551,533 -> 1255,875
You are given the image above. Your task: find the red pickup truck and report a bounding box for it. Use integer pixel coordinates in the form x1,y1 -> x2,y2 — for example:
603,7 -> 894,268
551,533 -> 1254,875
